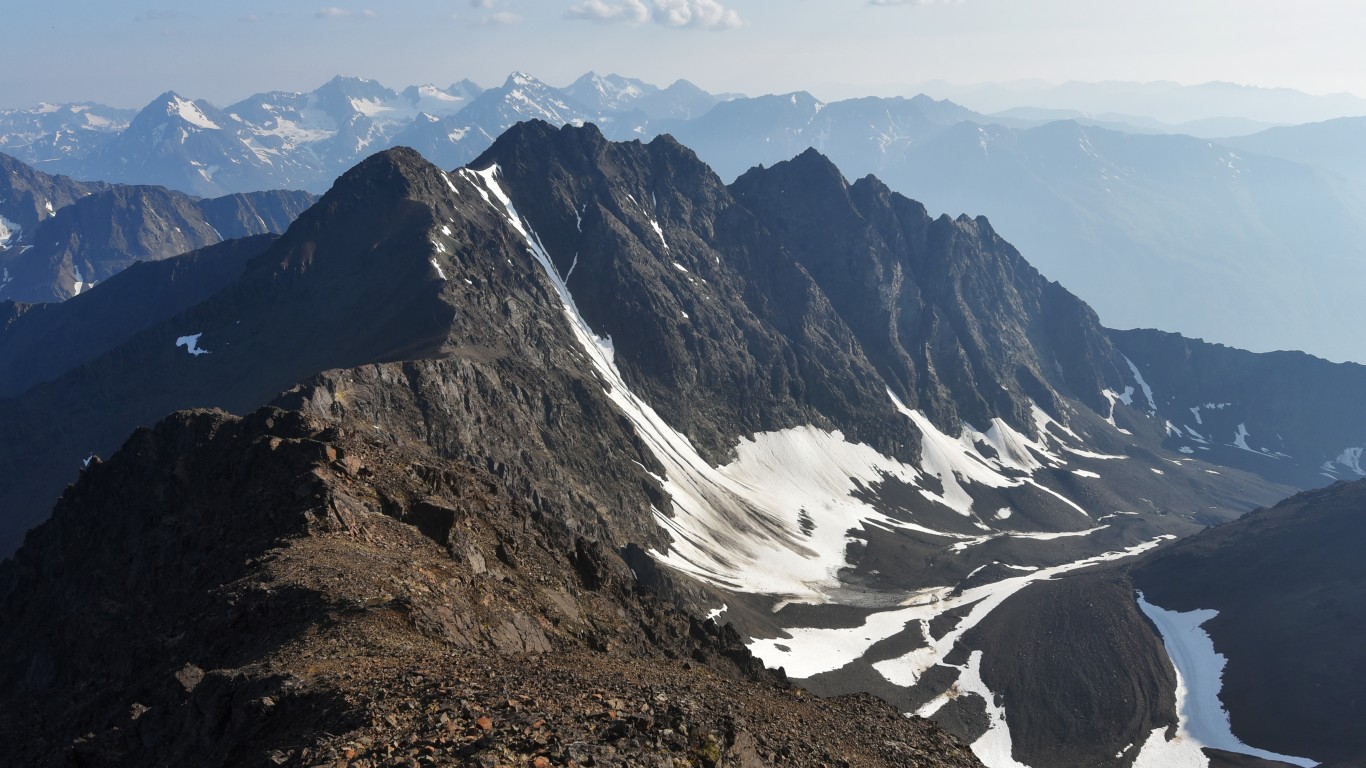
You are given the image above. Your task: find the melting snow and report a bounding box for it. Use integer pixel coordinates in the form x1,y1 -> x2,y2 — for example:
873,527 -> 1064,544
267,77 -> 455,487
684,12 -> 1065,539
1123,356 -> 1157,412
1333,447 -> 1364,475
1135,593 -> 1318,767
651,219 -> 669,250
175,333 -> 209,356
705,604 -> 728,622
1232,423 -> 1252,451
750,536 -> 1173,684
0,214 -> 19,249
949,525 -> 1110,553
468,164 -> 965,600
169,96 -> 220,130
1100,388 -> 1135,433
430,258 -> 447,281
1073,469 -> 1100,478
922,651 -> 1031,768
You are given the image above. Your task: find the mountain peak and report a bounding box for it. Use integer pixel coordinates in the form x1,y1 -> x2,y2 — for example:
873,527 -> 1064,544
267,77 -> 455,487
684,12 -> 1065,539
315,145 -> 442,202
503,71 -> 545,89
733,146 -> 846,192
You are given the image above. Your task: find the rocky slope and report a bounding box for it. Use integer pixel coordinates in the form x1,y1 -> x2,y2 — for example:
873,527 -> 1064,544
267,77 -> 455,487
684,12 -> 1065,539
0,404 -> 982,767
1132,479 -> 1366,767
1113,328 -> 1366,487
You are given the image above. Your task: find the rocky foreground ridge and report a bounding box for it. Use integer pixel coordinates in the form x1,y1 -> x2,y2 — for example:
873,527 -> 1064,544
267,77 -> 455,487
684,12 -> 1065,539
0,406 -> 981,767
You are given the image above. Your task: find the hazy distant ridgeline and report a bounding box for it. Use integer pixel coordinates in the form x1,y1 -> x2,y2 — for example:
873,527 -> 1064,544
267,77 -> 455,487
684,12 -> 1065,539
4,72 -> 1366,364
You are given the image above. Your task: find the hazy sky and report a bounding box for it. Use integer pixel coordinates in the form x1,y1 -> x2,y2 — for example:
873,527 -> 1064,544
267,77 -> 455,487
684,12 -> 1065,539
3,0 -> 1365,109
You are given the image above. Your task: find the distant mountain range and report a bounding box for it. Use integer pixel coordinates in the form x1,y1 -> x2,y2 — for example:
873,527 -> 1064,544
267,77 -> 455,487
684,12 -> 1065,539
913,78 -> 1366,126
0,153 -> 313,303
5,71 -> 1366,365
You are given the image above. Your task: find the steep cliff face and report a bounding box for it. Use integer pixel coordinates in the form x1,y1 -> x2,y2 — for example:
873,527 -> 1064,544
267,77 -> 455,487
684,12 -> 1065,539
1113,328 -> 1366,486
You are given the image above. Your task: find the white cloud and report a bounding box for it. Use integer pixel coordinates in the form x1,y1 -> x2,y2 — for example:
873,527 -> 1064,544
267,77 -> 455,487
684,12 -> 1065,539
460,0 -> 523,26
566,0 -> 650,24
315,7 -> 377,18
566,0 -> 741,29
474,10 -> 523,25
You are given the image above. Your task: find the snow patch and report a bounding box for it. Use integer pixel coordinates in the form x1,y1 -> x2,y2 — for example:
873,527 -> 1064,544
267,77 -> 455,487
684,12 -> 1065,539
927,651 -> 1031,768
1136,593 -> 1318,767
1333,447 -> 1364,475
469,163 -> 958,600
748,536 -> 1173,685
1123,356 -> 1157,412
175,333 -> 209,356
0,214 -> 19,249
651,218 -> 669,250
169,96 -> 220,130
1072,469 -> 1100,479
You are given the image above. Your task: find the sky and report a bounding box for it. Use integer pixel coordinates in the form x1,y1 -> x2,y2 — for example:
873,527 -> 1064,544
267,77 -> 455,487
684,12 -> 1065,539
3,0 -> 1366,110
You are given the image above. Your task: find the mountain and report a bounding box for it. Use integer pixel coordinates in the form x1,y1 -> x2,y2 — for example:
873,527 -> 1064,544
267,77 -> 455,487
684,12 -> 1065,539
962,477 -> 1366,767
21,77 -> 484,196
2,123 -> 1364,767
916,78 -> 1366,126
0,234 -> 277,397
1219,116 -> 1366,188
0,152 -> 107,253
0,153 -> 314,303
1131,479 -> 1366,767
562,71 -> 659,113
657,91 -> 1366,362
0,128 -> 986,767
391,72 -> 613,170
77,91 -> 273,196
561,72 -> 733,121
1113,329 -> 1366,487
0,101 -> 133,166
13,73 -> 1366,364
987,107 -> 1279,138
705,116 -> 1366,364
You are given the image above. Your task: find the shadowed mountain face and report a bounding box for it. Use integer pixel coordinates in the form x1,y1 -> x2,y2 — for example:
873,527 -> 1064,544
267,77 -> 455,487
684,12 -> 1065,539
0,153 -> 314,303
1132,479 -> 1366,767
1,123 -> 1364,767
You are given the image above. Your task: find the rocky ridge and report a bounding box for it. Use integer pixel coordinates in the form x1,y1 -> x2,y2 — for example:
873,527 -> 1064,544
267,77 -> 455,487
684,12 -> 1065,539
0,404 -> 982,767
